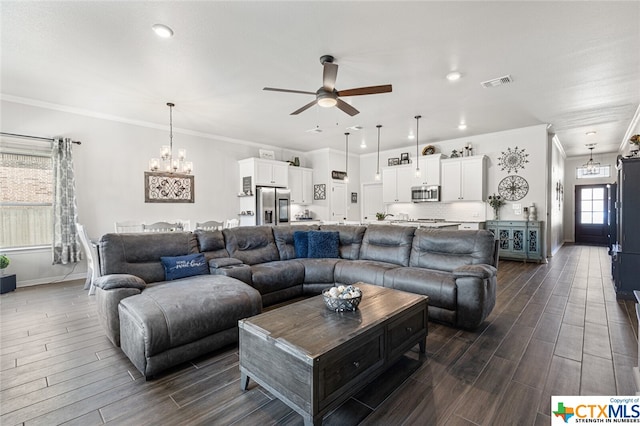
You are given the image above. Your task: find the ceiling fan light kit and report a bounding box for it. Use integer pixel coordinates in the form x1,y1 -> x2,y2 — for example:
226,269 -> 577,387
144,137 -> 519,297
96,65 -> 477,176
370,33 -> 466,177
264,54 -> 392,116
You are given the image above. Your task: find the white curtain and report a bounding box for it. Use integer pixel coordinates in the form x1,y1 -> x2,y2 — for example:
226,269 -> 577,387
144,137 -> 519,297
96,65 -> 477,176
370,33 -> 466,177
52,138 -> 82,264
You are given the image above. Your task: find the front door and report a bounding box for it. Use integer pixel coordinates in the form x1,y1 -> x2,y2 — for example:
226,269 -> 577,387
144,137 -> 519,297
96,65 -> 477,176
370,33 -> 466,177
575,184 -> 609,245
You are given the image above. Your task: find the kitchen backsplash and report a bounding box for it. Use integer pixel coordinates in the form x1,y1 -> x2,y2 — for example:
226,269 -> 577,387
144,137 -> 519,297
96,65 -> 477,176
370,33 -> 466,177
386,202 -> 487,222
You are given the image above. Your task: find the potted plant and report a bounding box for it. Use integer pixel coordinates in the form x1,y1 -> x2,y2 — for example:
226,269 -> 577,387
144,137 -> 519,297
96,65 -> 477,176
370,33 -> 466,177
375,212 -> 394,221
487,194 -> 505,220
0,254 -> 16,294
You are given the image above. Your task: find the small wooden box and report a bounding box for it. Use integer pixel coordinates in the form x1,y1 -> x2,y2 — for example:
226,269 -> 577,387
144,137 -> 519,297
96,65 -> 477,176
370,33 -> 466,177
0,274 -> 16,294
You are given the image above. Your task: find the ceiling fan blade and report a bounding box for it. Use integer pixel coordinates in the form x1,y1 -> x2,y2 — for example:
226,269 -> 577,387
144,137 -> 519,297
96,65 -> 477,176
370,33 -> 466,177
337,84 -> 392,97
336,99 -> 359,116
290,100 -> 318,115
263,87 -> 316,95
323,62 -> 338,91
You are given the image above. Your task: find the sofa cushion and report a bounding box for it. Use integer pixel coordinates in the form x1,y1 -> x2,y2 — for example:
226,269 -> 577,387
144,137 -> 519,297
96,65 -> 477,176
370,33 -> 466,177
308,231 -> 340,258
384,267 -> 457,310
160,253 -> 209,281
410,229 -> 496,272
333,259 -> 399,286
99,232 -> 199,284
223,226 -> 280,265
194,229 -> 229,260
94,274 -> 146,291
294,231 -> 309,258
359,225 -> 415,266
272,225 -> 318,260
319,225 -> 366,260
250,260 -> 305,295
294,258 -> 339,284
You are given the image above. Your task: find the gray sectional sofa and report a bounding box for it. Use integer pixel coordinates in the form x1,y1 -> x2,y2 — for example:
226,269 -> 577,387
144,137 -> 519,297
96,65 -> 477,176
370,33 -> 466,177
94,224 -> 498,377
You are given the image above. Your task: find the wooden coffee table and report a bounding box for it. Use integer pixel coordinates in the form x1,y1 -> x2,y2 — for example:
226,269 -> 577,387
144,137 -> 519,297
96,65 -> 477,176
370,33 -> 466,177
238,283 -> 428,426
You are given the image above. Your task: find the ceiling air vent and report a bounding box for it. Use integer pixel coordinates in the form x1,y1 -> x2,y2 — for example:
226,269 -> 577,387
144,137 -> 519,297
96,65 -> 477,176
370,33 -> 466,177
480,74 -> 513,88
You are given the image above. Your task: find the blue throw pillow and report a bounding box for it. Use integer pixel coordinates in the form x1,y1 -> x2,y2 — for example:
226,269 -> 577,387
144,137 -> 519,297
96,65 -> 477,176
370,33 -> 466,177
160,253 -> 209,281
308,231 -> 340,258
293,231 -> 309,258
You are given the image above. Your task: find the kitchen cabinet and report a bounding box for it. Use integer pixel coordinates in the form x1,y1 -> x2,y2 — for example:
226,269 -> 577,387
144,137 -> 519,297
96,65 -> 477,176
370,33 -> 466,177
382,165 -> 413,203
412,154 -> 443,187
289,167 -> 313,205
441,156 -> 486,202
458,222 -> 485,230
486,220 -> 544,262
239,158 -> 289,188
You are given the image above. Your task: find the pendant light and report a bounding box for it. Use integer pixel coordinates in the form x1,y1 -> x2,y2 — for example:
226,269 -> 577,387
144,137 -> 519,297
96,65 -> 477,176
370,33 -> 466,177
583,144 -> 600,174
375,125 -> 382,181
149,102 -> 192,175
344,132 -> 350,183
414,115 -> 422,178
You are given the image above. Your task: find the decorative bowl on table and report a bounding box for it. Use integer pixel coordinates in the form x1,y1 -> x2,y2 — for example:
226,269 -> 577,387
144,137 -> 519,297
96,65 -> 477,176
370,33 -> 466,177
322,285 -> 362,312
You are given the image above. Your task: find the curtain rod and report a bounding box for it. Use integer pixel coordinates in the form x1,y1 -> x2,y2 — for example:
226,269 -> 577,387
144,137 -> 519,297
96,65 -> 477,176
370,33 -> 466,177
0,132 -> 81,145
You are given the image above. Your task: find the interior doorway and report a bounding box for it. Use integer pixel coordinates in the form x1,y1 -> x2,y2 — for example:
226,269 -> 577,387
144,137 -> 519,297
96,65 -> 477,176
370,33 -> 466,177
574,184 -> 609,245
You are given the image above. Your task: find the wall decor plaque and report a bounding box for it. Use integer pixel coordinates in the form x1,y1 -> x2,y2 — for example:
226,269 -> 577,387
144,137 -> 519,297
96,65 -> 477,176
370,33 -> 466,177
498,175 -> 529,201
313,184 -> 326,200
498,146 -> 529,174
331,170 -> 347,180
144,172 -> 194,203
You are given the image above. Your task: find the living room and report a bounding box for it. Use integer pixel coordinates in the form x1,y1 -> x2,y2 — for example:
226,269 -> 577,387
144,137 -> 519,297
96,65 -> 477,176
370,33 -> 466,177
1,1 -> 640,425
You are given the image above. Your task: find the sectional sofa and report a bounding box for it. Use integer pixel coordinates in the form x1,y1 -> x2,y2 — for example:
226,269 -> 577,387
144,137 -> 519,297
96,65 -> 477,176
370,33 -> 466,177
94,224 -> 498,377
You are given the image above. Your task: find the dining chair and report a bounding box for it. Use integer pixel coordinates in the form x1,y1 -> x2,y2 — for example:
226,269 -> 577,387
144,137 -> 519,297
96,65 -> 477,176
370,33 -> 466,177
114,220 -> 143,233
223,218 -> 239,229
175,219 -> 191,231
142,222 -> 184,232
195,220 -> 224,231
76,223 -> 101,295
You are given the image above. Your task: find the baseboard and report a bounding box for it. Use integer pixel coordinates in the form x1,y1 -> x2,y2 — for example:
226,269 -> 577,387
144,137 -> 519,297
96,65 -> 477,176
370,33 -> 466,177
17,273 -> 87,287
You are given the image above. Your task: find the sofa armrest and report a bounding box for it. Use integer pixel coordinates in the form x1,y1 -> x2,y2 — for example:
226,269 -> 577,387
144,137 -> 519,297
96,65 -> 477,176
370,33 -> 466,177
208,257 -> 243,269
94,274 -> 146,291
453,264 -> 497,280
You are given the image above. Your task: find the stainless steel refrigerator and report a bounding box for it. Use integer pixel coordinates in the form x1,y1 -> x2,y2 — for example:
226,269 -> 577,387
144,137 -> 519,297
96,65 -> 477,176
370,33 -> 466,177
256,187 -> 290,226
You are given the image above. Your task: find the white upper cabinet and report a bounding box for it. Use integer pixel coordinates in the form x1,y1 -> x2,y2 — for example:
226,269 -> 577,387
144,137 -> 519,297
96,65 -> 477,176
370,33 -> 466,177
240,158 -> 289,187
412,154 -> 443,187
382,165 -> 413,203
441,155 -> 486,202
289,167 -> 313,205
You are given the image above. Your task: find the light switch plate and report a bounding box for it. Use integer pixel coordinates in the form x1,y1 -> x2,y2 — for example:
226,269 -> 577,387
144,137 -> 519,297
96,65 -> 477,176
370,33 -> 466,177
513,203 -> 521,210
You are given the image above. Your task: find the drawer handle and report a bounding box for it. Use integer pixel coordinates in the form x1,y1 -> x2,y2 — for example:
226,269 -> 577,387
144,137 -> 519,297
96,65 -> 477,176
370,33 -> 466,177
353,361 -> 360,368
406,327 -> 413,333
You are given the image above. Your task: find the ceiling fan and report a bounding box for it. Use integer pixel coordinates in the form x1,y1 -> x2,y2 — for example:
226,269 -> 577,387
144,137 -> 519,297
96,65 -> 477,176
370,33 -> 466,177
263,55 -> 392,116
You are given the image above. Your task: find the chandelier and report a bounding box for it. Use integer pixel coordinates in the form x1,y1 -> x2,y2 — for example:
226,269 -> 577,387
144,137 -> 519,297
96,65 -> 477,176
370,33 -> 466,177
149,102 -> 193,175
583,145 -> 600,175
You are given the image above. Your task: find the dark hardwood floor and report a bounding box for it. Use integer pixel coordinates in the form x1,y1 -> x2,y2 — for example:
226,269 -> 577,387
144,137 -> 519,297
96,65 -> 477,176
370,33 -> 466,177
1,245 -> 637,425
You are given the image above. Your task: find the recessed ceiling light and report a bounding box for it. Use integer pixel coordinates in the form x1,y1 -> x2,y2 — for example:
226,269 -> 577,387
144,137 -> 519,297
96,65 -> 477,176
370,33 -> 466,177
458,123 -> 467,130
446,71 -> 462,81
152,24 -> 174,38
586,131 -> 597,136
360,139 -> 367,148
347,125 -> 363,131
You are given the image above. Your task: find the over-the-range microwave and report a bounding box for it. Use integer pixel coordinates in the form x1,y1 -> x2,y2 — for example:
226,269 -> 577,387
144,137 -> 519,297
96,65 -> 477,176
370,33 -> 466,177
411,185 -> 440,202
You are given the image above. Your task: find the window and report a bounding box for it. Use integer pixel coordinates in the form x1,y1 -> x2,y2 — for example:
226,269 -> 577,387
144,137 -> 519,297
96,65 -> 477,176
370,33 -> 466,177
0,143 -> 53,249
576,165 -> 611,179
580,187 -> 605,225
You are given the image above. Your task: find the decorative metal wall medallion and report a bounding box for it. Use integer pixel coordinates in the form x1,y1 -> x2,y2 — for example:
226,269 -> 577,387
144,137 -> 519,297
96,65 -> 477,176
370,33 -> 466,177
498,175 -> 529,201
313,184 -> 326,200
498,146 -> 529,173
144,172 -> 194,203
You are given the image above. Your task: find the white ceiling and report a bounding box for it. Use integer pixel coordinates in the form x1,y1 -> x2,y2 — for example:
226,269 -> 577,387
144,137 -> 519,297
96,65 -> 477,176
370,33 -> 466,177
2,1 -> 639,158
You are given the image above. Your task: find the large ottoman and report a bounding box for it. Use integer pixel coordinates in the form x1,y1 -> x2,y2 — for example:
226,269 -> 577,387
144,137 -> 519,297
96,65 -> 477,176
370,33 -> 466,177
118,275 -> 262,378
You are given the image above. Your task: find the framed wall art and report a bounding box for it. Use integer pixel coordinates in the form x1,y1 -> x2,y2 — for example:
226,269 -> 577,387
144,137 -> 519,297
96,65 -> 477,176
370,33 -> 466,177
144,172 -> 194,203
313,184 -> 326,200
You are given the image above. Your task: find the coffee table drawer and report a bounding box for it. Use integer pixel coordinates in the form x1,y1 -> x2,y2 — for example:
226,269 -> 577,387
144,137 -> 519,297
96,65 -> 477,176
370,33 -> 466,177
318,330 -> 385,410
387,303 -> 428,360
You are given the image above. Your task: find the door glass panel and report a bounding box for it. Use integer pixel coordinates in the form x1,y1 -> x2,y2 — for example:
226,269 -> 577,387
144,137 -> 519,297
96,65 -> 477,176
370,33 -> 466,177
579,186 -> 605,225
